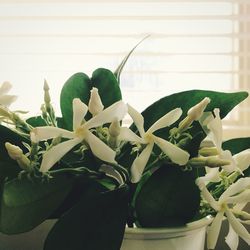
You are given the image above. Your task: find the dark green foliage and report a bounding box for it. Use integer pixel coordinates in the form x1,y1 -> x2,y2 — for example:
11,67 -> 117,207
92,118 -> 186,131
0,175 -> 73,234
60,72 -> 91,130
134,165 -> 200,227
44,185 -> 128,250
91,68 -> 122,108
223,137 -> 250,154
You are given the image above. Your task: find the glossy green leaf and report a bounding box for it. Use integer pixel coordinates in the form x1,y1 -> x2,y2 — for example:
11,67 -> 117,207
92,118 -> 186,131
91,68 -> 122,108
134,165 -> 200,227
60,72 -> 91,130
44,185 -> 128,250
0,175 -> 73,234
26,116 -> 47,127
223,137 -> 250,154
142,90 -> 248,132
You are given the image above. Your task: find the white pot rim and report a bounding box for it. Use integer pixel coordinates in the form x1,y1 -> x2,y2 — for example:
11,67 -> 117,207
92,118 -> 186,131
124,215 -> 213,239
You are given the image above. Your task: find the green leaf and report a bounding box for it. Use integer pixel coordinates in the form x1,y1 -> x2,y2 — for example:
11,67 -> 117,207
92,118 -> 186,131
44,185 -> 128,250
26,116 -> 47,127
134,165 -> 200,227
91,68 -> 122,108
142,90 -> 248,132
60,72 -> 91,130
0,161 -> 20,182
223,137 -> 250,154
0,175 -> 73,234
114,35 -> 149,84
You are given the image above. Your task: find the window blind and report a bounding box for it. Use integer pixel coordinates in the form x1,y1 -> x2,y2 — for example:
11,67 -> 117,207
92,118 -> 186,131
0,0 -> 249,138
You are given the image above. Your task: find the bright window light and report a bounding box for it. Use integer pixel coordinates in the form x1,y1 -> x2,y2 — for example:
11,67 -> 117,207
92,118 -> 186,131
0,0 -> 249,138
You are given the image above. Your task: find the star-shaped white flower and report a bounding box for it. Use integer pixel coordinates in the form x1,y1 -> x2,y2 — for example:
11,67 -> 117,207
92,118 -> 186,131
119,104 -> 190,183
0,81 -> 17,107
197,177 -> 250,250
31,98 -> 127,172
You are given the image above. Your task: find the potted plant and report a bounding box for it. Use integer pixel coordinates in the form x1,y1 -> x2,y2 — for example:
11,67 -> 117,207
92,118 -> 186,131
0,50 -> 250,250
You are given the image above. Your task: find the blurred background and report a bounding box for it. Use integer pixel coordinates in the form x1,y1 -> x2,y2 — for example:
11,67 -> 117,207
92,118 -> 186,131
0,0 -> 250,140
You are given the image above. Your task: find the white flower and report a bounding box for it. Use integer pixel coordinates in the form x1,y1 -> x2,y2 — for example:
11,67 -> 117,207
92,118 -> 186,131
197,177 -> 250,250
32,98 -> 127,172
0,81 -> 17,107
88,87 -> 104,116
119,104 -> 190,183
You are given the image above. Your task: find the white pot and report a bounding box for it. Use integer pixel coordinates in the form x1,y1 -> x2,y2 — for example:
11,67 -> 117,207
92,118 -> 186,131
120,216 -> 213,250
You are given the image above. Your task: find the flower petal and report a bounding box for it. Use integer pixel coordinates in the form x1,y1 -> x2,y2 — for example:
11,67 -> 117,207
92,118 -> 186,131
225,208 -> 250,245
130,143 -> 154,183
152,135 -> 190,165
0,95 -> 17,107
40,138 -> 82,172
85,101 -> 127,129
207,108 -> 223,150
119,127 -> 144,144
196,168 -> 220,189
72,98 -> 88,130
226,189 -> 250,204
207,211 -> 224,249
220,150 -> 238,174
32,127 -> 74,141
220,177 -> 250,202
127,104 -> 145,137
148,108 -> 182,133
85,130 -> 116,163
233,149 -> 250,172
225,224 -> 239,250
0,81 -> 12,96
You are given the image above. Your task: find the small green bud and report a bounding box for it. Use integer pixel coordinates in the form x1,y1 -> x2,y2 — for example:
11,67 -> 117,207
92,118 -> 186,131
43,79 -> 51,105
199,147 -> 219,157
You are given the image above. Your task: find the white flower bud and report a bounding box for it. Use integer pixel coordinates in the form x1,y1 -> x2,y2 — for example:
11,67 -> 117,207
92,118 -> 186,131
5,142 -> 23,160
109,119 -> 121,137
188,97 -> 211,121
5,142 -> 31,171
30,131 -> 39,144
88,87 -> 104,116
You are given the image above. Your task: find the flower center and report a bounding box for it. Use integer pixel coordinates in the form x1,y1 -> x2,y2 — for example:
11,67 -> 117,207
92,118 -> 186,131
144,132 -> 153,143
75,126 -> 87,139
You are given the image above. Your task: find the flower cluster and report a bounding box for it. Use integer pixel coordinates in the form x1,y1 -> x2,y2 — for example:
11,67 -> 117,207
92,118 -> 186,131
0,69 -> 249,250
